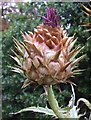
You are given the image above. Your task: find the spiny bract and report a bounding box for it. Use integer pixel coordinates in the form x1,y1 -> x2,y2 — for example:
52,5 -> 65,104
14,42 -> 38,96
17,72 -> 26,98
81,3 -> 91,31
11,8 -> 84,88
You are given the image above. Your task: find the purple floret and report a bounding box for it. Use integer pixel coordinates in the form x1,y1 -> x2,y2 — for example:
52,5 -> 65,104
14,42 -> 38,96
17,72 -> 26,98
42,8 -> 61,27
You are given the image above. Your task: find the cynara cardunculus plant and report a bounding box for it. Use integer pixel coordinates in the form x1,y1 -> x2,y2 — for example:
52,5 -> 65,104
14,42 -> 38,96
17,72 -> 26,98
11,7 -> 91,119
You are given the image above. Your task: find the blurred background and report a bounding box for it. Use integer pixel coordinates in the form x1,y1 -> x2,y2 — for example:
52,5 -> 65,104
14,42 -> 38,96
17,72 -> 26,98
1,2 -> 91,120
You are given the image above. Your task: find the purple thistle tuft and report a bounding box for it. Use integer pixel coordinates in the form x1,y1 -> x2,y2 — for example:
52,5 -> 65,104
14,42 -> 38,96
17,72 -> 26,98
42,8 -> 61,27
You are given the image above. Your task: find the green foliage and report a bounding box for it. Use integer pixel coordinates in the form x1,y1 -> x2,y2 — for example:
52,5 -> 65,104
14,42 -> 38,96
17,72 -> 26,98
2,2 -> 91,120
12,85 -> 91,119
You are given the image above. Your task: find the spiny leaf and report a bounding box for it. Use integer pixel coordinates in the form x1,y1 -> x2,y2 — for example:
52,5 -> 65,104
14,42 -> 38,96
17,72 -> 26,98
77,98 -> 91,110
10,106 -> 56,117
68,84 -> 75,107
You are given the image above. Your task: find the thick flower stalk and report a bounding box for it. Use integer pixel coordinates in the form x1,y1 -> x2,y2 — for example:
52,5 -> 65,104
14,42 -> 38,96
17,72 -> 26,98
12,7 -> 84,88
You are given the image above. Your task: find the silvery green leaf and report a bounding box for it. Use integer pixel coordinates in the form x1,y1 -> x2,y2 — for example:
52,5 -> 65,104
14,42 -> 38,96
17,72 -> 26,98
68,106 -> 79,118
68,84 -> 75,107
10,106 -> 56,117
77,98 -> 91,110
78,112 -> 86,118
89,112 -> 91,120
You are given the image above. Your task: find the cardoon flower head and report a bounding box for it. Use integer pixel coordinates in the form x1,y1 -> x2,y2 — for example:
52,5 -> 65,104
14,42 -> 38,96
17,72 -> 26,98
12,7 -> 84,88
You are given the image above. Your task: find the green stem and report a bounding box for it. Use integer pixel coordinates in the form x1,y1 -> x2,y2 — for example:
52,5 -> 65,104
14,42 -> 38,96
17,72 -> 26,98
48,85 -> 64,119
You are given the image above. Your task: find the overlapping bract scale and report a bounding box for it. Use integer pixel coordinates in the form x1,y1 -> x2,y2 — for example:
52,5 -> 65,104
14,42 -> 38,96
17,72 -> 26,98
12,23 -> 84,88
